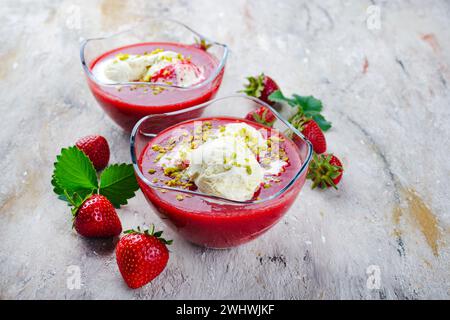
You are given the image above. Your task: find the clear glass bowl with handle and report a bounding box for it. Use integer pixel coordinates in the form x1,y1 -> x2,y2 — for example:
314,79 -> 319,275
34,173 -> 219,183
81,18 -> 228,132
130,95 -> 313,248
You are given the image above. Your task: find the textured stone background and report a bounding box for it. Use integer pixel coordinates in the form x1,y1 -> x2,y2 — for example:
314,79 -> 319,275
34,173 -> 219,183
0,0 -> 449,299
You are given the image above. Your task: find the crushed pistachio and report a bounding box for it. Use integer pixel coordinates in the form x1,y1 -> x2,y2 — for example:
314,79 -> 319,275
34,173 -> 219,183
152,144 -> 166,153
164,167 -> 181,177
195,126 -> 203,134
176,195 -> 184,201
245,165 -> 252,175
152,178 -> 159,183
148,168 -> 156,174
263,183 -> 271,189
116,53 -> 129,61
154,153 -> 164,162
152,86 -> 165,95
150,48 -> 164,55
165,179 -> 177,186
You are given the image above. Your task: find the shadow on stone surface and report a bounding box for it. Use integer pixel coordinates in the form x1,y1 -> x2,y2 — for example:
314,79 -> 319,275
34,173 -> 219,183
81,237 -> 119,256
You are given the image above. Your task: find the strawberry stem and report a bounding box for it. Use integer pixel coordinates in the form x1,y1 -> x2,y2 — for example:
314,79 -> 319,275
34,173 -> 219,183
239,73 -> 265,97
124,224 -> 173,245
307,153 -> 342,190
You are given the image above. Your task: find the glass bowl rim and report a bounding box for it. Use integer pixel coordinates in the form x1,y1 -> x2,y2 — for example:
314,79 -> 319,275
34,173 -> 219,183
80,18 -> 229,90
130,94 -> 313,205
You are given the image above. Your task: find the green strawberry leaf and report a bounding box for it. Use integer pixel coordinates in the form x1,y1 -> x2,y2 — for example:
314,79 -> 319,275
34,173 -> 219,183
293,94 -> 323,113
311,114 -> 332,132
53,146 -> 98,199
269,90 -> 332,132
51,174 -> 65,196
99,163 -> 139,208
268,90 -> 297,106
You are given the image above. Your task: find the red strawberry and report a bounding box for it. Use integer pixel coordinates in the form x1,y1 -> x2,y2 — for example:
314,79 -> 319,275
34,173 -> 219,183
307,153 -> 343,189
74,194 -> 122,238
301,120 -> 327,154
116,226 -> 172,289
245,106 -> 276,127
76,135 -> 110,171
150,65 -> 176,82
241,74 -> 280,106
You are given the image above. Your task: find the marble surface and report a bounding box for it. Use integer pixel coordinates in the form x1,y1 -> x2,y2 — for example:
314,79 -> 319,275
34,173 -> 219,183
0,0 -> 449,300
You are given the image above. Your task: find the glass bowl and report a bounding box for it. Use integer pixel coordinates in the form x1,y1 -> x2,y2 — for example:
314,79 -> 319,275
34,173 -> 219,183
130,95 -> 313,248
80,18 -> 228,132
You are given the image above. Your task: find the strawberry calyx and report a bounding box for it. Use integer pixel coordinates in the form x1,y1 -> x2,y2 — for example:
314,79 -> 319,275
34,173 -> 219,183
307,153 -> 342,190
240,73 -> 265,98
63,190 -> 94,219
289,113 -> 311,131
194,37 -> 212,51
251,107 -> 276,127
124,225 -> 173,245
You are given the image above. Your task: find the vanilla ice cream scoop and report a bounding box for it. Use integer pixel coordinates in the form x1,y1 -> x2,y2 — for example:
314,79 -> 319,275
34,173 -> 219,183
186,135 -> 264,201
92,50 -> 204,87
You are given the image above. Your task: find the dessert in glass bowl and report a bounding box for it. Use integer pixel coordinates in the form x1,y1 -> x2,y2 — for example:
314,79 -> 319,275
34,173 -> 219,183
131,95 -> 313,248
81,19 -> 228,132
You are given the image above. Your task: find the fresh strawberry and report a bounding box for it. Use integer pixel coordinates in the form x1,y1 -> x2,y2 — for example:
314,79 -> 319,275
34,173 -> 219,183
307,153 -> 343,189
301,120 -> 327,154
74,194 -> 122,238
150,65 -> 176,82
241,73 -> 280,106
289,113 -> 327,154
245,107 -> 276,127
75,135 -> 110,171
116,226 -> 172,289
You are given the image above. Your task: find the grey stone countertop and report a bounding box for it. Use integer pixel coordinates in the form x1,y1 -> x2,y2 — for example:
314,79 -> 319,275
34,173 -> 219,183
0,0 -> 449,299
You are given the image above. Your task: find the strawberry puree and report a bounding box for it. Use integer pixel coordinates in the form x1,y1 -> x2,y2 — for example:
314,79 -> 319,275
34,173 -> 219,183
137,117 -> 306,248
87,42 -> 224,131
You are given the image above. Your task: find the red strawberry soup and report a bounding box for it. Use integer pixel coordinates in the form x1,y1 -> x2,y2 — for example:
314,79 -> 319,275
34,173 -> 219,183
87,42 -> 225,131
137,117 -> 305,248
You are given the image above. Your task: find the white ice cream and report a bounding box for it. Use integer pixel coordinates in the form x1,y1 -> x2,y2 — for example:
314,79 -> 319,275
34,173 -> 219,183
158,122 -> 287,201
92,49 -> 205,87
187,135 -> 264,201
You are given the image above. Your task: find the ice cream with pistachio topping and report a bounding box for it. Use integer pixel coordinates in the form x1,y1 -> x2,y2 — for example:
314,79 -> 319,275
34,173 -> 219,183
186,132 -> 265,202
155,122 -> 287,201
92,48 -> 205,87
